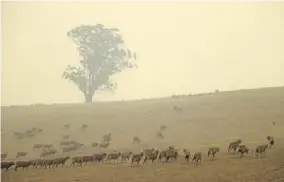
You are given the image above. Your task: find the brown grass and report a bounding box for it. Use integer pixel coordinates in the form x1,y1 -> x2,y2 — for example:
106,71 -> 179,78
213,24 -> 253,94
1,87 -> 284,182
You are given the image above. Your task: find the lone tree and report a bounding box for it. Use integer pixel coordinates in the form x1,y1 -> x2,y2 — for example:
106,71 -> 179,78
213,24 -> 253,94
63,24 -> 136,103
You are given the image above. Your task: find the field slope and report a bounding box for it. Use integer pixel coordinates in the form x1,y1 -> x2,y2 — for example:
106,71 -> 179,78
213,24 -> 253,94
1,86 -> 284,182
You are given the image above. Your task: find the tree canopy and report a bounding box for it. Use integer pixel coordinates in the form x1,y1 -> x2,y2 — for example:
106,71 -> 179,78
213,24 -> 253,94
63,24 -> 136,103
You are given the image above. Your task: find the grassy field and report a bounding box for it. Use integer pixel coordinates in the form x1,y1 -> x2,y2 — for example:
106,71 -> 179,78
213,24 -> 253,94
1,86 -> 284,182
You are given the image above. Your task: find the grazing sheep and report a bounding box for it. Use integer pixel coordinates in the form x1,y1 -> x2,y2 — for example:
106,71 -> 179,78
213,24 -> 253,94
25,129 -> 33,134
132,136 -> 141,144
16,152 -> 28,158
30,159 -> 44,168
43,144 -> 53,149
1,153 -> 8,160
183,149 -> 191,163
53,156 -> 70,167
74,142 -> 85,148
16,133 -> 26,139
60,140 -> 77,146
267,136 -> 275,148
33,144 -> 43,150
143,150 -> 159,164
131,152 -> 144,165
72,156 -> 84,166
173,106 -> 183,112
192,152 -> 202,165
62,135 -> 70,140
107,152 -> 121,163
103,133 -> 112,143
92,142 -> 98,148
255,144 -> 269,157
93,153 -> 107,164
98,141 -> 110,148
121,152 -> 133,162
42,159 -> 54,168
14,161 -> 32,171
228,139 -> 242,152
31,127 -> 37,131
208,147 -> 220,157
238,145 -> 246,149
62,145 -> 78,153
71,156 -> 93,165
37,128 -> 43,133
165,149 -> 179,162
156,131 -> 164,139
157,150 -> 168,162
237,146 -> 249,157
64,124 -> 70,128
81,124 -> 88,129
160,125 -> 167,131
1,161 -> 14,171
14,132 -> 21,136
40,149 -> 57,157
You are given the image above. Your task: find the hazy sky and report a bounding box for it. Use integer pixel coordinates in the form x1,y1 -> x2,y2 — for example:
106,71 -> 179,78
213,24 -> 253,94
2,2 -> 284,106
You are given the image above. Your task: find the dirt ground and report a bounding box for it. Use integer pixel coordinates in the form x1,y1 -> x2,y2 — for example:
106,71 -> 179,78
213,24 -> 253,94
1,87 -> 284,182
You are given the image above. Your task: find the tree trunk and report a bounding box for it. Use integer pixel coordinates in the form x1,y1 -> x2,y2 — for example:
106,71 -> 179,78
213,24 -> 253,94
85,93 -> 93,103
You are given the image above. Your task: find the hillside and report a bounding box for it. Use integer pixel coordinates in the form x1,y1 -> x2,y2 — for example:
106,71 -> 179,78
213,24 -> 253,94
1,86 -> 284,182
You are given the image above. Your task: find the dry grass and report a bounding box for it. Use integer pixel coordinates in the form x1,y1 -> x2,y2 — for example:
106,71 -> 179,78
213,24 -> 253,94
1,87 -> 284,182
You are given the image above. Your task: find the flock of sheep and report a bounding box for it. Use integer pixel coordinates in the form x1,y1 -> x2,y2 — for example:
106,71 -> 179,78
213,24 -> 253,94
1,120 -> 276,172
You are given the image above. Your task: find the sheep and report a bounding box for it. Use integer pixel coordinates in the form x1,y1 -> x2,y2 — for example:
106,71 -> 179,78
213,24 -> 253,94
82,155 -> 94,164
64,124 -> 70,128
14,161 -> 32,171
1,161 -> 14,171
143,150 -> 159,164
16,133 -> 26,139
160,125 -> 167,131
98,141 -> 110,148
255,144 -> 269,157
107,152 -> 121,163
30,159 -> 44,168
37,128 -> 43,133
81,124 -> 88,129
25,129 -> 33,134
267,136 -> 275,148
143,148 -> 155,155
31,127 -> 37,131
228,139 -> 242,152
156,131 -> 164,139
62,135 -> 70,140
132,136 -> 141,144
14,132 -> 21,136
62,145 -> 78,153
131,152 -> 144,165
173,106 -> 183,112
208,147 -> 220,157
42,159 -> 54,168
33,144 -> 43,150
92,142 -> 98,148
43,144 -> 53,149
53,156 -> 70,167
121,151 -> 133,162
60,140 -> 77,146
72,156 -> 84,166
183,149 -> 191,163
165,149 -> 179,162
103,133 -> 112,143
40,149 -> 57,157
1,153 -> 8,160
74,142 -> 85,148
16,152 -> 28,158
237,146 -> 249,157
157,150 -> 168,162
93,153 -> 107,164
192,152 -> 202,165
